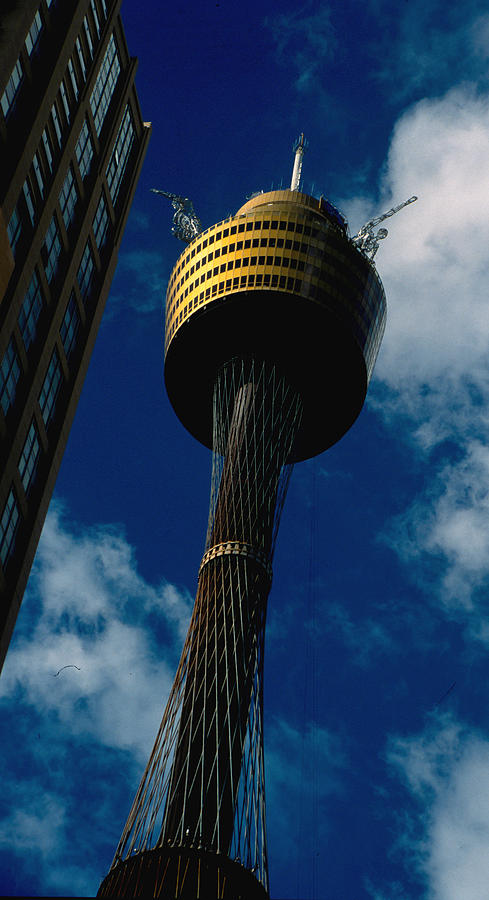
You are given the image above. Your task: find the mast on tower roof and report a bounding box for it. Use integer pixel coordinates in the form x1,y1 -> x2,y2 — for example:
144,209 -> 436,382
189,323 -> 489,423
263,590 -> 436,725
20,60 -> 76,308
290,133 -> 308,191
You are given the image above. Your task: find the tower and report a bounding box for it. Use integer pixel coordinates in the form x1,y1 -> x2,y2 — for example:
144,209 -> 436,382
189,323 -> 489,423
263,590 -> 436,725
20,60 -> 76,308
0,0 -> 151,671
98,140 -> 388,898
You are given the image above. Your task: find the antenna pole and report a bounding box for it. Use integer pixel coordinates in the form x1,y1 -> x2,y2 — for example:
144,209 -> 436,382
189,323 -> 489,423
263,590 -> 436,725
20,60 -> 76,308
290,133 -> 308,191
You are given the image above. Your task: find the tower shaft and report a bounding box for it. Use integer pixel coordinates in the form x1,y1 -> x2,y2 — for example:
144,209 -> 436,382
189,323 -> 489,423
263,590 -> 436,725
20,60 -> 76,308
98,359 -> 302,897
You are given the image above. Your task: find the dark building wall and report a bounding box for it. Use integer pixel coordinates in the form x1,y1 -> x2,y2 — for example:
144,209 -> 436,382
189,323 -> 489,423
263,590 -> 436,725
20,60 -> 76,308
0,0 -> 151,671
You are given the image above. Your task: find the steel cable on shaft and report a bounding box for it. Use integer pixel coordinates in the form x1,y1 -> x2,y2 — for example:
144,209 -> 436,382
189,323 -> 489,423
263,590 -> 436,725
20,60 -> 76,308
108,358 -> 302,894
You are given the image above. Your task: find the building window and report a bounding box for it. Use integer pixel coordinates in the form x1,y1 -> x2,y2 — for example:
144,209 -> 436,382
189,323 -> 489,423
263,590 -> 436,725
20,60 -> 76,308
75,119 -> 94,180
83,15 -> 94,56
1,59 -> 24,118
18,270 -> 44,349
41,127 -> 54,173
75,36 -> 87,81
59,78 -> 71,124
42,214 -> 62,283
39,348 -> 62,426
23,177 -> 36,226
25,10 -> 43,57
60,292 -> 80,358
7,206 -> 22,256
92,191 -> 109,249
59,165 -> 78,230
77,240 -> 95,302
0,489 -> 20,567
0,338 -> 21,415
106,105 -> 135,204
90,0 -> 101,37
51,101 -> 63,146
68,58 -> 79,101
18,420 -> 41,493
90,34 -> 121,136
32,151 -> 45,198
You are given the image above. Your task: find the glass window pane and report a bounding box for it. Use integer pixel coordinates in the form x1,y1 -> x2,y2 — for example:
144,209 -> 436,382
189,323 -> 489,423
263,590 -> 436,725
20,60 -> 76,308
18,269 -> 44,349
51,101 -> 62,146
18,420 -> 41,493
42,128 -> 53,173
1,59 -> 24,118
75,119 -> 94,180
39,348 -> 62,426
42,214 -> 62,283
59,165 -> 78,230
0,489 -> 20,567
23,178 -> 36,225
0,338 -> 21,415
76,36 -> 87,80
77,240 -> 95,302
7,205 -> 22,256
60,292 -> 80,358
25,11 -> 43,57
89,34 -> 121,136
106,104 -> 135,204
92,191 -> 109,249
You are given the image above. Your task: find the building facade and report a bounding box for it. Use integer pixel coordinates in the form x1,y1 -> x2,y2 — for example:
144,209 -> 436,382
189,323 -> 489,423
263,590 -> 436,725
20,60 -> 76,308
0,0 -> 151,671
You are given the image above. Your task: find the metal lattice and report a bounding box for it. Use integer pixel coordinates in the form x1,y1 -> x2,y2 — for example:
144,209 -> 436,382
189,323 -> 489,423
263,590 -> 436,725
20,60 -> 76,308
107,359 -> 303,895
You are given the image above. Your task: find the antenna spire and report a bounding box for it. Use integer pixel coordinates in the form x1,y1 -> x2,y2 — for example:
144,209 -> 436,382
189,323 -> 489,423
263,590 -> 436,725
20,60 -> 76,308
290,133 -> 308,191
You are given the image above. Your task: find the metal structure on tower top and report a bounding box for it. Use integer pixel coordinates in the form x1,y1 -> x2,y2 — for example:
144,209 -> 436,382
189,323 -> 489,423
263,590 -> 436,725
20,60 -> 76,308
351,195 -> 418,259
151,188 -> 202,242
290,132 -> 308,191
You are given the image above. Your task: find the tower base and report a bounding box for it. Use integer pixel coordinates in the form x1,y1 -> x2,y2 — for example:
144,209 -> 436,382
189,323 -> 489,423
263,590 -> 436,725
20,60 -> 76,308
97,845 -> 269,899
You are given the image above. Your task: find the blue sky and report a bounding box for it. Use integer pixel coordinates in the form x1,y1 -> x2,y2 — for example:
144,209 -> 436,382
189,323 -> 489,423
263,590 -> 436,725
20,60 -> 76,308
3,0 -> 489,897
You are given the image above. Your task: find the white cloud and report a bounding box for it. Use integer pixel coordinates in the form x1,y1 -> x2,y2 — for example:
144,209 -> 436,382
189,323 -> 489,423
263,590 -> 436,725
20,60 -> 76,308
0,789 -> 65,858
264,7 -> 336,93
266,716 -> 345,889
371,1 -> 489,103
384,716 -> 489,900
360,86 -> 489,395
108,248 -> 169,314
1,503 -> 192,760
0,503 -> 193,895
346,85 -> 489,638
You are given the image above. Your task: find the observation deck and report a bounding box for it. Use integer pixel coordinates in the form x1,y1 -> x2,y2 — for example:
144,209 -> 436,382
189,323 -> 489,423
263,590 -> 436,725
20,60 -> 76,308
164,189 -> 386,461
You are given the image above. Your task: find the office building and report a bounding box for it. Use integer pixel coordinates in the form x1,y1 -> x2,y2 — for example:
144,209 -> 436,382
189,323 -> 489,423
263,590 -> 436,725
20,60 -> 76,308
0,0 -> 151,670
